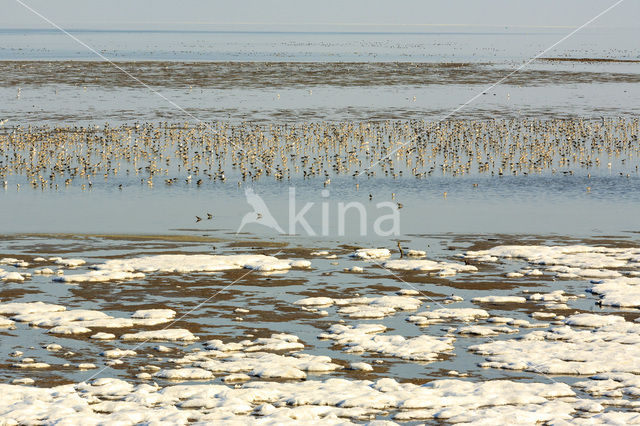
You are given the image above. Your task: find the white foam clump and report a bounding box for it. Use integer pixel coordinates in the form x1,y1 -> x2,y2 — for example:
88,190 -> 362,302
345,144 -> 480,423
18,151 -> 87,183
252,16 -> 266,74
408,308 -> 490,325
574,372 -> 640,400
57,254 -> 310,283
155,368 -> 214,380
0,258 -> 29,267
470,316 -> 640,375
12,362 -> 50,369
131,309 -> 176,320
564,313 -> 626,328
121,329 -> 198,342
295,295 -> 421,319
350,248 -> 391,259
192,353 -> 340,380
54,270 -> 146,283
11,378 -> 34,385
165,334 -> 338,380
462,245 -> 639,269
589,276 -> 640,308
0,377 -> 575,424
462,244 -> 640,309
0,302 -> 66,315
335,296 -> 422,319
319,323 -> 454,361
456,325 -> 518,336
13,309 -> 113,327
294,297 -> 334,307
527,290 -> 574,303
78,363 -> 97,370
547,265 -> 622,279
0,270 -> 26,281
204,333 -> 304,353
53,258 -> 86,268
91,332 -> 116,340
382,259 -> 477,277
0,317 -> 15,328
5,302 -> 180,336
49,325 -> 92,335
471,295 -> 526,304
101,348 -> 137,358
350,362 -> 373,371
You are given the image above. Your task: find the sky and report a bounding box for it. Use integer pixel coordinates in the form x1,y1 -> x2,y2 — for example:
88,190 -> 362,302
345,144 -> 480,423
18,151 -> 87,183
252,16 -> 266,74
0,0 -> 637,32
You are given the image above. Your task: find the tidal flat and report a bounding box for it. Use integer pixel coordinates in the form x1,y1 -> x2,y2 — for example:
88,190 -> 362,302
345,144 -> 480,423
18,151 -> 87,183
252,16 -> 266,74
2,26 -> 640,424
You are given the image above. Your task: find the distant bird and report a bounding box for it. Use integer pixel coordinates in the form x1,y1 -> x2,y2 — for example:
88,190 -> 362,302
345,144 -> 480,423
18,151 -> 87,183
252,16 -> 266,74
207,213 -> 213,220
195,216 -> 202,222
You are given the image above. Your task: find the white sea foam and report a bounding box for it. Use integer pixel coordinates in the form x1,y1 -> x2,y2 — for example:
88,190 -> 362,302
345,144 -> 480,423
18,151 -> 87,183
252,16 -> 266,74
319,323 -> 454,361
57,254 -> 310,282
470,317 -> 640,375
350,248 -> 391,259
471,295 -> 526,304
407,308 -> 490,325
0,377 -> 576,424
382,259 -> 477,276
120,329 -> 198,342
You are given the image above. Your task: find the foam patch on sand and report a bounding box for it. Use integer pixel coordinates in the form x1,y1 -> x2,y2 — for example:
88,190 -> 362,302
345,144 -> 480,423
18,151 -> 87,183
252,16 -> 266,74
295,295 -> 421,318
192,353 -> 340,380
0,269 -> 26,281
0,302 -> 66,315
456,325 -> 518,336
463,244 -> 640,309
382,259 -> 477,276
121,329 -> 198,342
462,245 -> 640,270
0,317 -> 15,328
407,308 -> 490,325
51,257 -> 86,268
319,324 -> 454,361
2,301 -> 185,337
471,295 -> 527,304
0,377 -> 577,424
161,334 -> 335,380
56,254 -> 311,282
589,276 -> 640,307
574,372 -> 640,401
208,333 -> 305,353
470,315 -> 640,375
350,248 -> 391,259
0,258 -> 29,267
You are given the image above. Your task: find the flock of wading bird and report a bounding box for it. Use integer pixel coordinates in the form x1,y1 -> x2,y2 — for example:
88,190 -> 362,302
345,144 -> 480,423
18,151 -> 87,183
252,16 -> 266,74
0,118 -> 638,192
